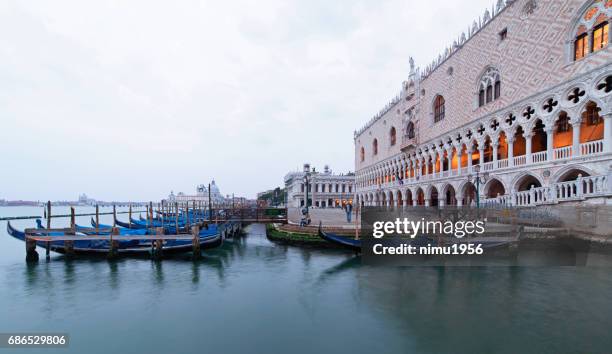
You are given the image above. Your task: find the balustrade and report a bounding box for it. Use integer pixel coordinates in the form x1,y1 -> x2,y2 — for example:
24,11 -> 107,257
532,151 -> 547,163
554,146 -> 572,160
580,140 -> 603,155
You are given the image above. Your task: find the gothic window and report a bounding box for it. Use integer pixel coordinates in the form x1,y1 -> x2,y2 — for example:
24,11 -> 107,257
478,67 -> 501,107
585,102 -> 601,126
433,95 -> 445,123
556,112 -> 571,133
572,1 -> 611,61
373,139 -> 378,155
494,80 -> 501,99
406,121 -> 415,139
592,21 -> 609,53
575,32 -> 588,60
390,127 -> 397,146
360,147 -> 365,162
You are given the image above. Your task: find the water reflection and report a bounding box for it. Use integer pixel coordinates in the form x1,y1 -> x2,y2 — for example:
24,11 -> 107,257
4,218 -> 612,354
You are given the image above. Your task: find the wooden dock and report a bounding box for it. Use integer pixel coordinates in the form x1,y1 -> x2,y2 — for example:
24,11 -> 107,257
16,201 -> 287,262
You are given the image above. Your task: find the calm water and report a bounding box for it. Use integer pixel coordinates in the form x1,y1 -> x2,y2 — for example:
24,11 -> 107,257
1,206 -> 611,354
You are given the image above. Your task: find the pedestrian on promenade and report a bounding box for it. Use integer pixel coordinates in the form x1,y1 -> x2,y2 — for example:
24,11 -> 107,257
345,203 -> 353,223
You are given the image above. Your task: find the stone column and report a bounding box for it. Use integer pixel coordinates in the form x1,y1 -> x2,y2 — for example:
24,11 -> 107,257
572,121 -> 581,157
467,148 -> 473,172
492,143 -> 498,165
438,198 -> 445,207
457,149 -> 463,175
478,147 -> 485,166
603,113 -> 612,153
507,136 -> 514,167
525,133 -> 532,164
546,126 -> 554,161
447,149 -> 452,172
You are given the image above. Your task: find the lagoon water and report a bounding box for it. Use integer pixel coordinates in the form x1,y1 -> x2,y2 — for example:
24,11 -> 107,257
1,206 -> 611,354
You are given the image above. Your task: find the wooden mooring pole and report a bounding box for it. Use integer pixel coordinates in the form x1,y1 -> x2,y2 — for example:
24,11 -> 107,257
95,205 -> 100,234
113,204 -> 117,228
192,225 -> 201,259
64,207 -> 75,258
45,201 -> 51,259
152,227 -> 164,260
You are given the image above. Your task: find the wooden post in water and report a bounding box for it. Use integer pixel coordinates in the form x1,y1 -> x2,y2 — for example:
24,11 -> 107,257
70,207 -> 76,231
186,202 -> 190,230
208,183 -> 212,221
25,235 -> 39,262
149,201 -> 153,227
192,225 -> 201,259
129,203 -> 132,229
45,201 -> 51,259
160,200 -> 165,230
152,227 -> 164,260
64,207 -> 75,258
192,200 -> 196,224
113,205 -> 117,228
108,227 -> 119,259
46,201 -> 52,229
95,205 -> 100,234
174,202 -> 179,235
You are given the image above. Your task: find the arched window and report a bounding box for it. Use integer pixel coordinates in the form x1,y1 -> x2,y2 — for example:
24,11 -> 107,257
389,127 -> 397,146
433,95 -> 445,123
373,139 -> 378,155
478,67 -> 501,107
572,2 -> 610,61
360,147 -> 365,162
406,121 -> 415,139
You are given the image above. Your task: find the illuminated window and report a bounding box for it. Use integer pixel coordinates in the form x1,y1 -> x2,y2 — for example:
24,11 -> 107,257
592,22 -> 609,53
556,112 -> 571,133
390,127 -> 397,146
575,33 -> 588,60
433,95 -> 445,123
585,102 -> 601,126
373,139 -> 378,155
571,2 -> 611,62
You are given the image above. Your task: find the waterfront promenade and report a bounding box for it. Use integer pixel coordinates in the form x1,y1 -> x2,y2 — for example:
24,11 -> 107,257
288,207 -> 358,229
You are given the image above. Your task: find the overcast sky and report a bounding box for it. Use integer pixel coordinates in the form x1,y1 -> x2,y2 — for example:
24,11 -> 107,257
1,0 -> 494,201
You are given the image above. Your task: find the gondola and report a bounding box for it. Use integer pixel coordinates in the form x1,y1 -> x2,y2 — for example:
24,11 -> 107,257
7,221 -> 225,256
317,223 -> 361,252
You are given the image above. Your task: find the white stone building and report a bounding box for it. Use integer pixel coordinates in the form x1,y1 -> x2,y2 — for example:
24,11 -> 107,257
167,180 -> 225,206
354,0 -> 611,208
285,164 -> 355,208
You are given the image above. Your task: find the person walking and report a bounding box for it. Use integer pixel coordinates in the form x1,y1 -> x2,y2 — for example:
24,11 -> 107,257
345,203 -> 353,223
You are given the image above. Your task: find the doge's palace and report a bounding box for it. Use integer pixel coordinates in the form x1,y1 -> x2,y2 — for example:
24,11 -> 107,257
354,0 -> 612,208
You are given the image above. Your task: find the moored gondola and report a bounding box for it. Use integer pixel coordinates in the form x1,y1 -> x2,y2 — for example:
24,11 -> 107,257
6,221 -> 225,257
317,223 -> 361,252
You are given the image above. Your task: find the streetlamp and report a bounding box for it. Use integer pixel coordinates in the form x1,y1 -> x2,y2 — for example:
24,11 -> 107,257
303,173 -> 310,214
467,164 -> 488,208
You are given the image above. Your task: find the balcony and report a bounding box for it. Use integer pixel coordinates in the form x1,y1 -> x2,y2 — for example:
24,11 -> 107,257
357,139 -> 608,193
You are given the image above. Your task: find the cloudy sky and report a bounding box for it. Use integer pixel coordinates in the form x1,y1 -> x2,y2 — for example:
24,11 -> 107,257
1,0 -> 494,201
